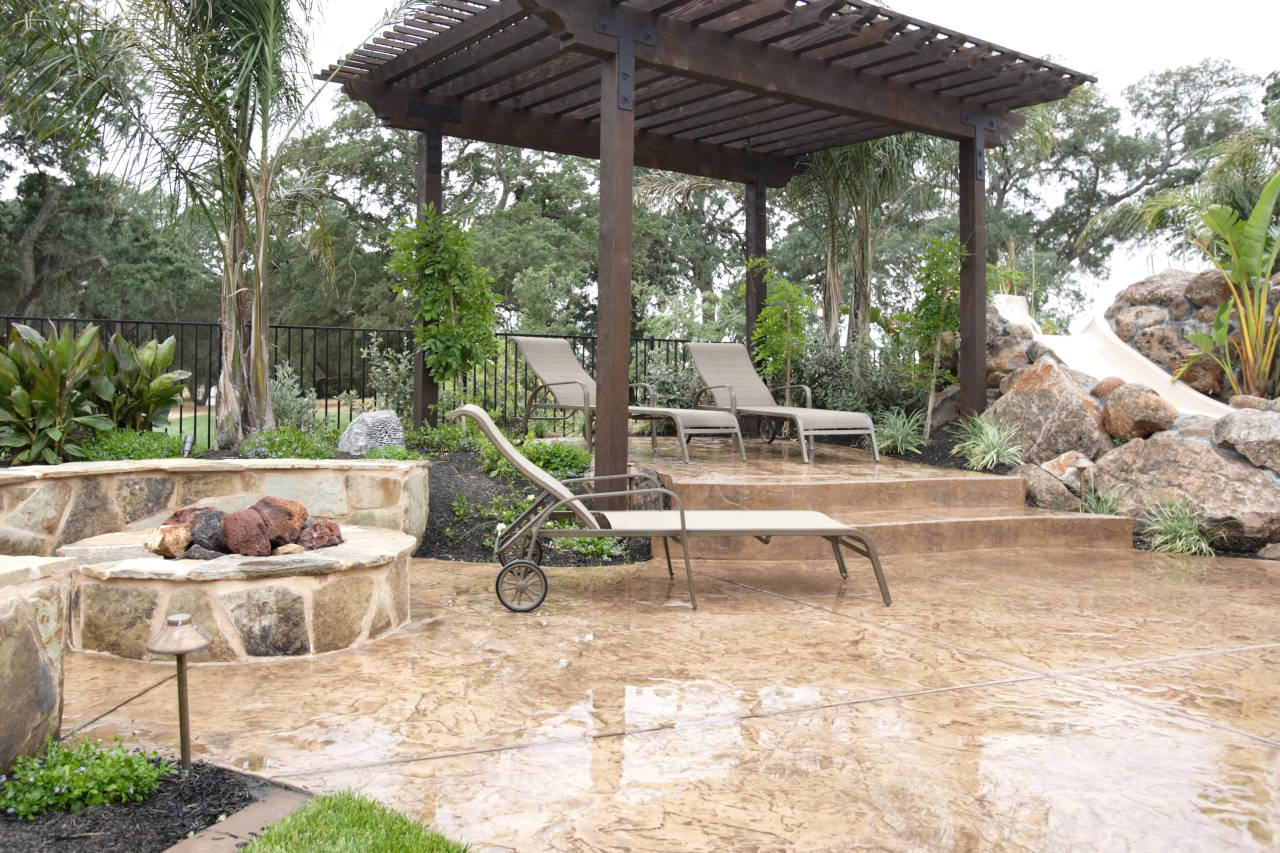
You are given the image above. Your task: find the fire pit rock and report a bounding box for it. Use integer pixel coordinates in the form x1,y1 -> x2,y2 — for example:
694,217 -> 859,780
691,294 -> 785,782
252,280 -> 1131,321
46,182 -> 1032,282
58,525 -> 414,662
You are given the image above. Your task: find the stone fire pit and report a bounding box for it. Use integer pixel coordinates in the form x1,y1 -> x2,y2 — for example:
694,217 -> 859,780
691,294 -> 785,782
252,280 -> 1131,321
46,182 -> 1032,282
59,525 -> 415,662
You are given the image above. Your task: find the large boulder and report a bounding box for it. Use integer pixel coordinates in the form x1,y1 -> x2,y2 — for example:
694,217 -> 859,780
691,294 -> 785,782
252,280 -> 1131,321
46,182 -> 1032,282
1113,306 -> 1167,341
1014,463 -> 1079,511
1118,270 -> 1194,306
1213,409 -> 1280,473
1131,326 -> 1181,368
1184,269 -> 1229,307
1094,431 -> 1280,548
987,359 -> 1113,464
338,410 -> 405,457
1102,383 -> 1178,441
1168,347 -> 1223,397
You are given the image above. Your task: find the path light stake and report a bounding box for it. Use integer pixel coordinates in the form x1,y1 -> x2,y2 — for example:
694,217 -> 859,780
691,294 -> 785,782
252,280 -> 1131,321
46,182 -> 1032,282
145,613 -> 212,778
1073,458 -> 1093,512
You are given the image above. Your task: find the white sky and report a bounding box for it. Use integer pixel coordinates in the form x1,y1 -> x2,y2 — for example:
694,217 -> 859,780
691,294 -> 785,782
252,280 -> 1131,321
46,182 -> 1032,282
308,1 -> 1279,322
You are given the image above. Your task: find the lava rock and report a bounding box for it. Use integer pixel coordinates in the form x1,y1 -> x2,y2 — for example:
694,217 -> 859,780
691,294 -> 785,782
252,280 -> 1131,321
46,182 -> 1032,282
190,509 -> 228,553
298,518 -> 343,550
220,509 -> 272,557
251,497 -> 308,547
180,544 -> 224,560
164,504 -> 215,525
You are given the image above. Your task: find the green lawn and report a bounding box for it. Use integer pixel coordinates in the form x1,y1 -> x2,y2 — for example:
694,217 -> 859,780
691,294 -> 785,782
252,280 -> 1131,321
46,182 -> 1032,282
247,791 -> 468,853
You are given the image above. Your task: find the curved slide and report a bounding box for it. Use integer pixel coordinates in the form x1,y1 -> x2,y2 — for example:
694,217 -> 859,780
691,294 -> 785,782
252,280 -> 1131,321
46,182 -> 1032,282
991,294 -> 1231,419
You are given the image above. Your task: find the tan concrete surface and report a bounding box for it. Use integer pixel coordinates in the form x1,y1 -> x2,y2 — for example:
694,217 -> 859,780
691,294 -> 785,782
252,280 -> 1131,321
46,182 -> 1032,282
61,548 -> 1280,850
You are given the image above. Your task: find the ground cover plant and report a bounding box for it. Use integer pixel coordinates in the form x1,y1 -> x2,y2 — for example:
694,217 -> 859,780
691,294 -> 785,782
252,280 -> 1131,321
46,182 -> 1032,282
872,408 -> 927,455
0,738 -> 172,819
247,790 -> 467,853
82,429 -> 184,461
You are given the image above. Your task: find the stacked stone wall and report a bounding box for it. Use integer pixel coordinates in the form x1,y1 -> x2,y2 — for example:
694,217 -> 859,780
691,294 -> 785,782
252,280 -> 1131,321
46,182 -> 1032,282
0,557 -> 72,770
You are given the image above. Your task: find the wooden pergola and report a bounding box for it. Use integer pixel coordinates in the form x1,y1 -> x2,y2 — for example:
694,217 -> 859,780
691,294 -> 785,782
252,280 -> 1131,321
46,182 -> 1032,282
324,0 -> 1092,484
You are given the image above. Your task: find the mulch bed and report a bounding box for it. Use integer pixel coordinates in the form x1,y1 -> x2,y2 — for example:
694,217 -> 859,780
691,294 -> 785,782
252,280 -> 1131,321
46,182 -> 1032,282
0,762 -> 277,853
415,450 -> 652,565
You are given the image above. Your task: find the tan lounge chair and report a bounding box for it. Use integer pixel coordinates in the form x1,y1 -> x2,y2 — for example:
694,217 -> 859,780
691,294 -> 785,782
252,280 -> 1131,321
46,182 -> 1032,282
510,335 -> 745,464
685,341 -> 879,463
450,404 -> 890,612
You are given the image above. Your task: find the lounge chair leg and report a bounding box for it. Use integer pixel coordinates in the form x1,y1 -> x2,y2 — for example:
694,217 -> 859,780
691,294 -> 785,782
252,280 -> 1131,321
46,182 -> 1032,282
829,538 -> 849,579
675,425 -> 690,464
870,430 -> 880,462
799,427 -> 811,463
734,427 -> 746,461
651,418 -> 659,456
662,537 -> 674,579
682,544 -> 697,609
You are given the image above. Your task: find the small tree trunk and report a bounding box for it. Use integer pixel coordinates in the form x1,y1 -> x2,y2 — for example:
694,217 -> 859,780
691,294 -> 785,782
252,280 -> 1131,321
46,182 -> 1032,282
15,184 -> 62,315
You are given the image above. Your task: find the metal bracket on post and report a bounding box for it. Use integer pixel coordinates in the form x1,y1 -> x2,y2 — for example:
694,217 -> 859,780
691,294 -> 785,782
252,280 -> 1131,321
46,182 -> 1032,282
961,111 -> 996,182
593,14 -> 657,110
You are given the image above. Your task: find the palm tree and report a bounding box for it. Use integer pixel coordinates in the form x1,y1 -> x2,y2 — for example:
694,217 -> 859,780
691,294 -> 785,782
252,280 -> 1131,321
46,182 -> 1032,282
1,0 -> 380,447
782,135 -> 924,343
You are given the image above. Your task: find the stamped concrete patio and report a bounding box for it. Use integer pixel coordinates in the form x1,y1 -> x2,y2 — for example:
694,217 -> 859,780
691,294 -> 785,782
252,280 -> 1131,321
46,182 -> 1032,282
63,539 -> 1279,850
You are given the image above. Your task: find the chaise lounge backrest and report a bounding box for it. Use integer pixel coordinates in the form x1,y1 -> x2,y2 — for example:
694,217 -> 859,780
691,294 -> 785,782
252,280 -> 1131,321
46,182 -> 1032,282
450,404 -> 601,530
513,336 -> 597,408
685,342 -> 780,409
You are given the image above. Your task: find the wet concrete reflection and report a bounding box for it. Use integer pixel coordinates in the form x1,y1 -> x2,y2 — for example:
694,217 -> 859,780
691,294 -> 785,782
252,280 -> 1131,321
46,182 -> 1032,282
62,548 -> 1280,850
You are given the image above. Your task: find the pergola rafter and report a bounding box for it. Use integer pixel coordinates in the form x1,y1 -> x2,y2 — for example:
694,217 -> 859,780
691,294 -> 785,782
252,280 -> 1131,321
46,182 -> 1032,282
324,0 -> 1091,481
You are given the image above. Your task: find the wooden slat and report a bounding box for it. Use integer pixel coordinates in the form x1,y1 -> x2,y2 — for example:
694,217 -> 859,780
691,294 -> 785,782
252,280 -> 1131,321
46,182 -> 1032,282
404,16 -> 548,91
682,103 -> 816,145
708,111 -> 848,148
470,50 -> 592,103
432,39 -> 563,97
370,0 -> 528,85
344,78 -> 797,186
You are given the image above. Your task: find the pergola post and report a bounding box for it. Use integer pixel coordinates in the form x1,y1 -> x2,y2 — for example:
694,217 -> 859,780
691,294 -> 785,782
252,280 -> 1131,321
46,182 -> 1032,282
958,135 -> 988,415
413,123 -> 444,428
595,52 -> 635,492
743,175 -> 767,348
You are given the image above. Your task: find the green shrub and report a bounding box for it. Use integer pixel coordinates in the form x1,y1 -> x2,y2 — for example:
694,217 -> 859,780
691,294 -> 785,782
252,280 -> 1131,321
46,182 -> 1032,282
873,408 -> 926,454
481,439 -> 591,481
0,737 -> 173,819
793,335 -> 928,416
246,790 -> 467,853
83,429 -> 184,461
405,422 -> 481,455
0,323 -> 112,464
638,356 -> 701,407
269,361 -> 319,431
950,413 -> 1024,470
95,334 -> 190,431
362,445 -> 427,461
1140,499 -> 1222,555
239,425 -> 336,459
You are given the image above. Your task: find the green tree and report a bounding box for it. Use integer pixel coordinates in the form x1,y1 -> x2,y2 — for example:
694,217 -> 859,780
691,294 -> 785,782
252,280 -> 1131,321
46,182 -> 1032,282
749,260 -> 817,404
389,206 -> 499,390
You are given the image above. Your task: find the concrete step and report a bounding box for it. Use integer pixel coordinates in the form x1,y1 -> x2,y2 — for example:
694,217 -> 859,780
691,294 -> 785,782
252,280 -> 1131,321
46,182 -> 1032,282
658,507 -> 1133,560
661,472 -> 1025,513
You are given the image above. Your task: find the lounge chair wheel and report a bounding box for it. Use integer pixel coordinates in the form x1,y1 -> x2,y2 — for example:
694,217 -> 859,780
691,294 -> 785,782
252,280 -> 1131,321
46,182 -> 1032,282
496,560 -> 548,612
759,420 -> 776,443
509,417 -> 527,445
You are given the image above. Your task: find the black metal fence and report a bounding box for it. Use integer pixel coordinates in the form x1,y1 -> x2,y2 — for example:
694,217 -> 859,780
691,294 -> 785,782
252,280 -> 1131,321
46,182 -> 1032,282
1,316 -> 691,446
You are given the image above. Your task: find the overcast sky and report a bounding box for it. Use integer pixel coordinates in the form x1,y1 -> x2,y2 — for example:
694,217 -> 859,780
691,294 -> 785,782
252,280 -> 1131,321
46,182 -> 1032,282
307,1 -> 1278,314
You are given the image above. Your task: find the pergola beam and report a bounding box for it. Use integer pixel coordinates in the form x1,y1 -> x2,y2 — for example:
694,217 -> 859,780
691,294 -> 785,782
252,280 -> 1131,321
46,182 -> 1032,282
345,79 -> 795,186
524,0 -> 1021,142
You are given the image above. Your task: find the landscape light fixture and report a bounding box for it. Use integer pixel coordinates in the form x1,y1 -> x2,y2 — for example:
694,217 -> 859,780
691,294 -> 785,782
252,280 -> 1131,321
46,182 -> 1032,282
145,613 -> 213,778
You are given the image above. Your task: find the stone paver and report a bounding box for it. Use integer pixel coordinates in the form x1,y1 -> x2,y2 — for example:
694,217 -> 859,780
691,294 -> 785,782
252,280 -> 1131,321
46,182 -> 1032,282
60,547 -> 1280,850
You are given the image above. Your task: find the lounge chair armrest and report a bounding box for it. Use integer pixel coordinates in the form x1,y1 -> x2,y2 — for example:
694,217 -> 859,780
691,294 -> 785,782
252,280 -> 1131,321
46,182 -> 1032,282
628,382 -> 657,406
691,383 -> 736,413
529,379 -> 593,409
771,383 -> 813,407
562,471 -> 661,490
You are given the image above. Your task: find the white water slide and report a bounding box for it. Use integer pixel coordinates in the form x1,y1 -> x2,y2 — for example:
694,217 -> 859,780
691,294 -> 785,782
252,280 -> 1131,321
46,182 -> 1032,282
991,294 -> 1231,419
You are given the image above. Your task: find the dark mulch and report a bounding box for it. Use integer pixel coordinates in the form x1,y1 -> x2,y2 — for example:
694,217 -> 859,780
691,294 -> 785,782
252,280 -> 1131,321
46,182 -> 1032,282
414,450 -> 651,565
0,761 -> 277,853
